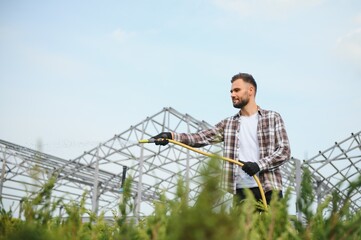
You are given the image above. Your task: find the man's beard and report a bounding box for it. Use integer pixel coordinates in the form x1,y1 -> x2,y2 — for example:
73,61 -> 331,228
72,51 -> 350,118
233,98 -> 249,109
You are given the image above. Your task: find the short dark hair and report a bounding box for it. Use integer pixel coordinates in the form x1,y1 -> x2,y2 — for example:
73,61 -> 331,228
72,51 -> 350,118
231,73 -> 257,94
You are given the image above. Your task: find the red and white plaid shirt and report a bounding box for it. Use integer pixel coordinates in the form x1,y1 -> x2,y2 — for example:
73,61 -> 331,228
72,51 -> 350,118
173,107 -> 291,194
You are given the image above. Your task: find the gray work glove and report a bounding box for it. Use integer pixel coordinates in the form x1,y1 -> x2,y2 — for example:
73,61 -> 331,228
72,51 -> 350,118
242,162 -> 260,176
151,132 -> 172,146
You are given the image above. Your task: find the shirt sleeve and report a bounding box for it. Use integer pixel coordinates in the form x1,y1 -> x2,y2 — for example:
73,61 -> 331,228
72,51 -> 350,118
257,112 -> 291,171
173,120 -> 225,148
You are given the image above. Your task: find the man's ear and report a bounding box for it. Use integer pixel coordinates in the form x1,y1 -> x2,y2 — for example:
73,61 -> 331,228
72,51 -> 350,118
248,85 -> 255,96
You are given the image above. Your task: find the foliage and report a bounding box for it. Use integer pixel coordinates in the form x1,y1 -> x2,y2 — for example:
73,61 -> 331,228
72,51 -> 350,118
1,156 -> 361,240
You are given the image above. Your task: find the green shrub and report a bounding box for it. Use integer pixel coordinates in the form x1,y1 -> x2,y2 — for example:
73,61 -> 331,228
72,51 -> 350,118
0,156 -> 360,240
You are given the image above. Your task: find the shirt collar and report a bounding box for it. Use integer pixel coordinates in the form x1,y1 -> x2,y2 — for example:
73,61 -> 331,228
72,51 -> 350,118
233,106 -> 263,119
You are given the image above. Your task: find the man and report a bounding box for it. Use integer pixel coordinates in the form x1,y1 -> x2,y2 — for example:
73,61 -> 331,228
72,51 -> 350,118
152,73 -> 291,205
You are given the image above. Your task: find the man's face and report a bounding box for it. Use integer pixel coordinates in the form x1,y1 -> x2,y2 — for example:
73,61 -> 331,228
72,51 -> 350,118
230,79 -> 251,109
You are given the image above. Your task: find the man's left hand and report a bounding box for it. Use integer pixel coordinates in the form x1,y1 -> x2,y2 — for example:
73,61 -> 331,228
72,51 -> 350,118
242,162 -> 260,176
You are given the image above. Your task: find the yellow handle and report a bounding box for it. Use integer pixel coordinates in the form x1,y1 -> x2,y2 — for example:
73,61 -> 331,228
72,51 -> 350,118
139,138 -> 268,211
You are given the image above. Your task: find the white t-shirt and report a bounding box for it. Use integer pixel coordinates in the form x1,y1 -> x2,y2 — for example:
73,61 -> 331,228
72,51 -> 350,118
235,112 -> 260,189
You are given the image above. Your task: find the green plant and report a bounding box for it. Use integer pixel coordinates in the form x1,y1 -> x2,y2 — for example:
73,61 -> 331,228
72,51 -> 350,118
1,157 -> 360,240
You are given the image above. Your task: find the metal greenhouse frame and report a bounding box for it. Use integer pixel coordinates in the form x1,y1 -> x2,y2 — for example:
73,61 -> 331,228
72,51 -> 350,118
1,107 -> 360,220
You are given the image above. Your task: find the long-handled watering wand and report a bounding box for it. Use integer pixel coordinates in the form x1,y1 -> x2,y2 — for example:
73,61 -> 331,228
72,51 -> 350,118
139,138 -> 268,211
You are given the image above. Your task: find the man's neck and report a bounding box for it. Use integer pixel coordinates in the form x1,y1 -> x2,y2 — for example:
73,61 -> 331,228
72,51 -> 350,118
240,102 -> 258,116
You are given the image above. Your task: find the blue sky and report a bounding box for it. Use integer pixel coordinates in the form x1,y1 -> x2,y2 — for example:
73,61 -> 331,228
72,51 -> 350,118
1,0 -> 360,161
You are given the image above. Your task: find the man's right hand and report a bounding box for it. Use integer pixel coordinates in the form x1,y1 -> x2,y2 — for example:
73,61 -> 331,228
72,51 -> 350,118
151,132 -> 172,146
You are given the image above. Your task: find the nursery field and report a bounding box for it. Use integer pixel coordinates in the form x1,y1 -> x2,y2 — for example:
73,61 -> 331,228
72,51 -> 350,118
1,157 -> 360,240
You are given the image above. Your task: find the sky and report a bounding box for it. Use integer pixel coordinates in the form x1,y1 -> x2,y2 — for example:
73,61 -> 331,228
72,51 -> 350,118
1,0 -> 360,162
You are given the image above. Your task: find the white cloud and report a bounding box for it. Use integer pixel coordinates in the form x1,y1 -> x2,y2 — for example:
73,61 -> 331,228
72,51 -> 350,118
23,47 -> 90,80
336,28 -> 361,67
111,28 -> 136,42
354,13 -> 361,25
212,0 -> 324,17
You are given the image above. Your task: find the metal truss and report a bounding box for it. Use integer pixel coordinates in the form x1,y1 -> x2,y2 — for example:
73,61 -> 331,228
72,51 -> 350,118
0,107 -> 225,218
303,132 -> 361,212
280,131 -> 361,218
1,107 -> 360,220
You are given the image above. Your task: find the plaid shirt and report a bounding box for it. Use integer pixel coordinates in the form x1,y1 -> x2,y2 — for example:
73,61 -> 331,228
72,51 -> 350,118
173,107 -> 291,194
